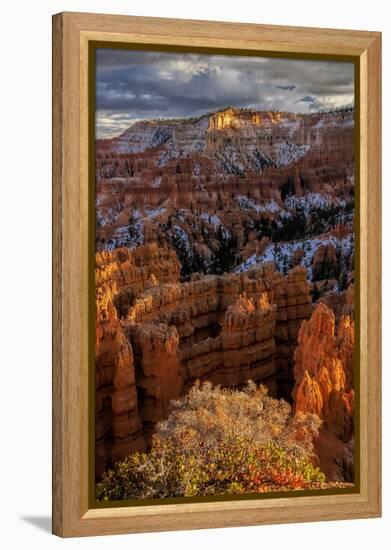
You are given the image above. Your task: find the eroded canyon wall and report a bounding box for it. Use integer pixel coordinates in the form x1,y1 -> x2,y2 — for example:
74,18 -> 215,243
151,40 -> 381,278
292,301 -> 354,440
291,301 -> 355,481
95,108 -> 355,283
95,281 -> 145,473
94,107 -> 355,475
95,244 -> 313,471
274,266 -> 313,399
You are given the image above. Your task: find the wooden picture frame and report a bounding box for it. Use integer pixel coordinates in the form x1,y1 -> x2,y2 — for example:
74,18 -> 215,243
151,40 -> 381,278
52,11 -> 381,537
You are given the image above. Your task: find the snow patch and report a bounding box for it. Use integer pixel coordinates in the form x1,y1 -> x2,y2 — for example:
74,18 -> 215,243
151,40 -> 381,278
144,206 -> 167,219
200,212 -> 221,227
96,203 -> 123,227
285,192 -> 347,216
151,176 -> 162,188
171,225 -> 191,254
236,195 -> 281,214
106,219 -> 144,250
274,142 -> 310,166
235,234 -> 354,279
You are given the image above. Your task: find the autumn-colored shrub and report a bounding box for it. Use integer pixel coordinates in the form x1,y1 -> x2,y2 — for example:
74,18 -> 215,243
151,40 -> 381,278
156,380 -> 322,459
96,382 -> 325,501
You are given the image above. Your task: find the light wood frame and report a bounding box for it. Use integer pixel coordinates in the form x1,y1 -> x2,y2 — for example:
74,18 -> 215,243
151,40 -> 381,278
52,11 -> 382,537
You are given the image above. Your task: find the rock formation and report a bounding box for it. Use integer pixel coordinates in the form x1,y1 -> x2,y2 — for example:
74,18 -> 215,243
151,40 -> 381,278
96,244 -> 180,317
94,106 -> 356,475
95,107 -> 355,285
95,245 -> 314,469
127,322 -> 183,443
95,281 -> 145,475
311,243 -> 338,281
274,266 -> 313,399
291,302 -> 355,481
292,302 -> 355,441
320,282 -> 355,318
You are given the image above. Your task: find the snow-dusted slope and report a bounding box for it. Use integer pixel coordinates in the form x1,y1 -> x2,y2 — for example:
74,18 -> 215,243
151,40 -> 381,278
99,107 -> 354,173
111,116 -> 209,155
235,234 -> 354,279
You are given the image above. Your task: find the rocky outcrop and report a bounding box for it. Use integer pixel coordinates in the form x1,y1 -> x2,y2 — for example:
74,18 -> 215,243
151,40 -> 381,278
95,244 -> 181,471
123,291 -> 277,446
95,245 -> 313,469
96,243 -> 180,289
95,282 -> 145,475
274,266 -> 313,399
292,302 -> 354,441
292,302 -> 355,481
97,107 -> 353,167
180,291 -> 276,390
100,115 -> 209,156
94,106 -> 355,473
311,243 -> 337,281
208,108 -> 268,130
125,263 -> 278,324
124,266 -> 279,394
95,108 -> 355,285
96,243 -> 181,318
320,282 -> 355,318
127,322 -> 183,443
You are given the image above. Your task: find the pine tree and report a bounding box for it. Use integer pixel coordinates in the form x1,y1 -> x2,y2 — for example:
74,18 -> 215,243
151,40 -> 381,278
311,283 -> 320,302
338,266 -> 348,291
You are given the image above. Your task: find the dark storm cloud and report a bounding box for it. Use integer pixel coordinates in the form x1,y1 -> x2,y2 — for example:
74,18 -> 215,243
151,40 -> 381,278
275,85 -> 296,91
96,49 -> 354,138
295,95 -> 324,111
297,96 -> 317,103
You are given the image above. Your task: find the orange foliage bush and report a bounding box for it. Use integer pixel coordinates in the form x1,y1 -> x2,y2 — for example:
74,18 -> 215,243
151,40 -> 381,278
96,382 -> 325,501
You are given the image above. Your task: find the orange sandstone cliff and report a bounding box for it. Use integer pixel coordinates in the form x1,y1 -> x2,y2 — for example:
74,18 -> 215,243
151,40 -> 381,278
292,302 -> 355,480
95,245 -> 313,472
94,107 -> 355,475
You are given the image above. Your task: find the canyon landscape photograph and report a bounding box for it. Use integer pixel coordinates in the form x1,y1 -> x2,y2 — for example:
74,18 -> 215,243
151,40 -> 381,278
94,49 -> 356,502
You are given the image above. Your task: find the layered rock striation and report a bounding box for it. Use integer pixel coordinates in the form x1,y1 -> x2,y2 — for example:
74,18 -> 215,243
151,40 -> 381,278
96,243 -> 180,318
274,266 -> 313,399
95,245 -> 313,469
292,302 -> 355,441
95,107 -> 355,286
95,280 -> 145,474
95,106 -> 355,476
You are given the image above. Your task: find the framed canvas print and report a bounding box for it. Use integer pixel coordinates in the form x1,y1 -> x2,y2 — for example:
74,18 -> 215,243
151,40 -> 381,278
52,12 -> 381,537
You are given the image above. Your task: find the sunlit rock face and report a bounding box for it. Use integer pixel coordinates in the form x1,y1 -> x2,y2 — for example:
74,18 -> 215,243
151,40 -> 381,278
95,107 -> 354,288
207,108 -> 295,130
95,280 -> 145,475
293,302 -> 354,437
95,244 -> 317,468
273,266 -> 313,400
292,302 -> 355,481
95,106 -> 355,472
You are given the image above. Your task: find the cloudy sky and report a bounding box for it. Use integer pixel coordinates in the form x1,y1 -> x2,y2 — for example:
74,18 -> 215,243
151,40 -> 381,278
96,48 -> 354,139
